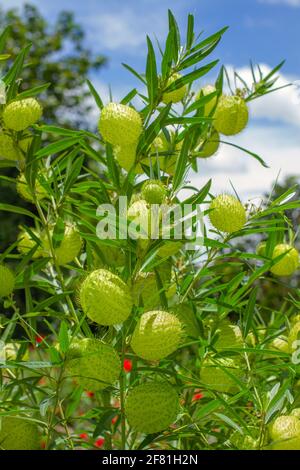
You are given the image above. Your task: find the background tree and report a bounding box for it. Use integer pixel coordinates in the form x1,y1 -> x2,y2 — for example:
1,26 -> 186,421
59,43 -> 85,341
0,3 -> 106,127
0,3 -> 106,249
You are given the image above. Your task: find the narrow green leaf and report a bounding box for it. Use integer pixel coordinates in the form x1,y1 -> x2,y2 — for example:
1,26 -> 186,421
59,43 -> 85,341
14,83 -> 50,100
86,79 -> 103,110
186,14 -> 195,50
36,138 -> 81,158
146,36 -> 158,106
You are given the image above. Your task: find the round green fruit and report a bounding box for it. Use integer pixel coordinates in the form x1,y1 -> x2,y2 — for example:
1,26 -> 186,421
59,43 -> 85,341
99,103 -> 142,146
16,173 -> 47,203
43,224 -> 82,266
269,415 -> 300,450
256,241 -> 267,257
196,129 -> 220,158
3,98 -> 42,131
114,142 -> 138,172
209,194 -> 246,233
196,84 -> 217,116
200,357 -> 243,393
172,304 -> 201,339
288,322 -> 300,354
125,381 -> 179,434
290,408 -> 300,419
214,95 -> 249,136
132,265 -> 172,310
162,73 -> 187,104
141,179 -> 167,205
80,269 -> 133,325
230,427 -> 259,450
65,338 -> 121,391
0,264 -> 15,298
0,132 -> 22,161
131,310 -> 182,361
0,416 -> 40,450
213,321 -> 243,350
270,244 -> 299,277
17,229 -> 44,259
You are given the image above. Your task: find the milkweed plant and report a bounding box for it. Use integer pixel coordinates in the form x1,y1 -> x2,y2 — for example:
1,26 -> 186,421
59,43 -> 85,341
0,11 -> 300,451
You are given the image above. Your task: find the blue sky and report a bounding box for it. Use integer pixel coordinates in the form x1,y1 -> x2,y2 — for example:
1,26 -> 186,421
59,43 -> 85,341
3,0 -> 300,199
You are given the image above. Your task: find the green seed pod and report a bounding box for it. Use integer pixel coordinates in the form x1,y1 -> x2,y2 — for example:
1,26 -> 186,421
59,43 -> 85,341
214,95 -> 249,136
141,180 -> 167,205
0,416 -> 40,450
99,103 -> 142,146
200,357 -> 244,393
209,194 -> 246,233
65,338 -> 121,391
16,173 -> 47,203
196,129 -> 220,158
288,322 -> 300,353
270,244 -> 299,277
114,142 -> 138,172
0,264 -> 15,298
195,84 -> 217,116
269,415 -> 300,450
162,73 -> 187,104
17,229 -> 44,259
80,268 -> 133,325
131,310 -> 182,361
43,224 -> 82,266
0,132 -> 22,161
3,98 -> 42,131
125,381 -> 179,434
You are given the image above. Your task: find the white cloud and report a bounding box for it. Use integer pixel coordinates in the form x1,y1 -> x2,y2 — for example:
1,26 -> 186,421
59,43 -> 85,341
259,0 -> 300,6
186,124 -> 300,200
86,8 -> 166,52
224,64 -> 300,127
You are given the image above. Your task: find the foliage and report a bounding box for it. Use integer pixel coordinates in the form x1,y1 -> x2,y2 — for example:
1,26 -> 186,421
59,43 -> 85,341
0,9 -> 300,451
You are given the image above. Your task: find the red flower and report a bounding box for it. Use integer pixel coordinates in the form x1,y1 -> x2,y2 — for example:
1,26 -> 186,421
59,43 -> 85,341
111,416 -> 118,425
85,390 -> 95,398
123,359 -> 132,373
192,392 -> 204,401
40,440 -> 46,449
36,334 -> 45,345
79,433 -> 88,440
94,437 -> 105,448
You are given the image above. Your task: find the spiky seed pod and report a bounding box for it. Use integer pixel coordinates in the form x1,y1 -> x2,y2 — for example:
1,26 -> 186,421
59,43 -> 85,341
209,194 -> 246,233
65,338 -> 121,391
172,304 -> 201,339
3,98 -> 42,131
256,241 -> 267,256
200,357 -> 244,393
288,322 -> 300,353
270,244 -> 299,277
141,179 -> 167,204
131,310 -> 182,361
19,134 -> 33,153
0,416 -> 40,450
162,73 -> 187,104
213,320 -> 243,350
290,409 -> 300,419
114,142 -> 138,172
92,245 -> 125,269
17,229 -> 44,259
16,173 -> 47,203
125,381 -> 179,434
269,416 -> 300,450
127,199 -> 152,247
196,129 -> 220,158
230,427 -> 260,450
132,265 -> 172,310
196,84 -> 217,116
214,95 -> 249,136
99,103 -> 142,146
43,224 -> 82,266
0,132 -> 22,161
80,269 -> 133,325
0,264 -> 15,298
269,336 -> 289,354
